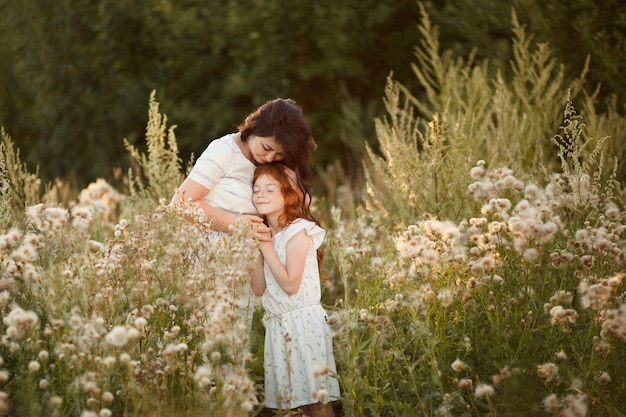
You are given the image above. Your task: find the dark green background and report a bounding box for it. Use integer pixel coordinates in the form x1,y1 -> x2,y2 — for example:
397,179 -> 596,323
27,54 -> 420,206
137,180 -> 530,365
1,0 -> 624,189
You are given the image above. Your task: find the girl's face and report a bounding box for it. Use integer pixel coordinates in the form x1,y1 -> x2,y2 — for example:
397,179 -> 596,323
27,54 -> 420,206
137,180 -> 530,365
252,174 -> 285,217
247,135 -> 285,165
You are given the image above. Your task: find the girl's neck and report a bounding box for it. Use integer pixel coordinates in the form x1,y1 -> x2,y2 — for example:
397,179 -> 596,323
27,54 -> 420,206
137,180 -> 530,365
265,215 -> 282,235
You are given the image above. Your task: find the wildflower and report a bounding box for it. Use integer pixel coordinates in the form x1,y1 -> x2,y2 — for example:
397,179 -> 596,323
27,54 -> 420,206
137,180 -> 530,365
474,383 -> 494,399
554,350 -> 568,362
78,178 -> 125,219
28,361 -> 40,372
579,278 -> 615,310
103,356 -> 116,368
0,228 -> 21,251
45,207 -> 70,230
49,396 -> 63,407
491,367 -> 512,384
25,204 -> 48,231
522,248 -> 539,262
5,326 -> 18,337
495,174 -> 520,190
83,381 -> 101,396
11,242 -> 39,263
607,273 -> 624,290
595,371 -> 611,385
468,180 -> 496,202
312,365 -> 329,377
71,206 -> 93,230
450,358 -> 465,373
126,327 -> 140,340
537,362 -> 559,381
194,365 -> 213,388
579,255 -> 594,269
437,290 -> 454,308
601,302 -> 626,342
0,292 -> 11,308
102,391 -> 114,402
99,409 -> 113,417
549,306 -> 578,325
470,164 -> 485,179
2,306 -> 38,337
317,389 -> 329,404
105,326 -> 129,347
163,344 -> 179,357
543,393 -> 559,413
241,401 -> 254,412
605,203 -> 621,221
134,317 -> 147,330
488,221 -> 506,233
561,393 -> 587,417
0,370 -> 10,383
469,256 -> 495,275
550,290 -> 573,305
458,378 -> 473,391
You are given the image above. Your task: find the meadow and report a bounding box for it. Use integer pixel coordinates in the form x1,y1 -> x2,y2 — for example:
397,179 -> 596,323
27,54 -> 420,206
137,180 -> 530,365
2,8 -> 626,417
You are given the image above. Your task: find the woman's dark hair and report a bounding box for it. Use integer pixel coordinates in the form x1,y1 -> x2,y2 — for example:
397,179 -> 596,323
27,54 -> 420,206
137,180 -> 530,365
239,98 -> 316,197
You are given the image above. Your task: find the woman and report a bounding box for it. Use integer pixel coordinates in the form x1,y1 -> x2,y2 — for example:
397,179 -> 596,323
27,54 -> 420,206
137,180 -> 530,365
171,98 -> 316,239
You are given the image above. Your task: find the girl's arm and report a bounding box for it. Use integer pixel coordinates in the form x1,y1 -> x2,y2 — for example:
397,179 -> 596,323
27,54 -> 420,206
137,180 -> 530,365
172,178 -> 264,232
250,253 -> 267,296
259,230 -> 311,296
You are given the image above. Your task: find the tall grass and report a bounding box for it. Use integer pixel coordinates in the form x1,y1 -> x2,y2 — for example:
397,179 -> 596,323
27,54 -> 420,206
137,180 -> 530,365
2,4 -> 626,417
332,4 -> 626,417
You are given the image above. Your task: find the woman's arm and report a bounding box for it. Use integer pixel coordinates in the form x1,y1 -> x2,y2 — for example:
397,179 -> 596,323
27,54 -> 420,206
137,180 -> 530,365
172,178 -> 263,232
259,230 -> 311,296
251,253 -> 267,296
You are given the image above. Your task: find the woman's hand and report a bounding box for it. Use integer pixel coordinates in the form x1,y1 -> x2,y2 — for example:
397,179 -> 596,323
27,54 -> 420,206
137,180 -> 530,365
237,213 -> 265,227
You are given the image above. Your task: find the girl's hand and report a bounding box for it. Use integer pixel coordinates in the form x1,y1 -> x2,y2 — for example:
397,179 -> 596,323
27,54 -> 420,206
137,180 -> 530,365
254,227 -> 272,243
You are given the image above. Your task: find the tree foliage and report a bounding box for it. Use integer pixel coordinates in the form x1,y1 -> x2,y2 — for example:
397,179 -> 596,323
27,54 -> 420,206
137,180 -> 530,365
0,0 -> 623,191
0,0 -> 422,188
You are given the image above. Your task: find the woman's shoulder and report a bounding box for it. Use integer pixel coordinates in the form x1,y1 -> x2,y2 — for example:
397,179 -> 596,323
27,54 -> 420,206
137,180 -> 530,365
195,133 -> 242,164
204,133 -> 238,152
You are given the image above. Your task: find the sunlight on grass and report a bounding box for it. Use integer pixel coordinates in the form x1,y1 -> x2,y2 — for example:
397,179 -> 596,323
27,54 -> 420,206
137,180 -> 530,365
2,6 -> 626,417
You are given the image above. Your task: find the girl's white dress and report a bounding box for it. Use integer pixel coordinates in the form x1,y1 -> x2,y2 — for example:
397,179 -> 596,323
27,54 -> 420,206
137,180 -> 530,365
262,219 -> 340,409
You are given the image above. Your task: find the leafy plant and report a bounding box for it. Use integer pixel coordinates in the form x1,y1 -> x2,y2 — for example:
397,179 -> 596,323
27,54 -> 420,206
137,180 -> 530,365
0,128 -> 42,230
125,90 -> 184,207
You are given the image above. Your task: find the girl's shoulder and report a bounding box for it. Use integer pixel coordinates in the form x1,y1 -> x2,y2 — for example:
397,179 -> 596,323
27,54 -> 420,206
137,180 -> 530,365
282,219 -> 325,249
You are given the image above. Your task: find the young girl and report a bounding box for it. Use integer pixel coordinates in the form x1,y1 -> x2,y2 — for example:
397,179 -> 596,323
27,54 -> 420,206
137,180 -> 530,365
251,164 -> 339,417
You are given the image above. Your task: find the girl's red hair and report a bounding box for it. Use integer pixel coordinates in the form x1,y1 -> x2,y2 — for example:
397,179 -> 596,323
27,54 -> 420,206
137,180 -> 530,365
254,163 -> 323,268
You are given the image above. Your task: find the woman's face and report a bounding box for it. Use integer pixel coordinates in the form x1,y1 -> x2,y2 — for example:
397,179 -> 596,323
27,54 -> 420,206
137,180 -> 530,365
247,135 -> 285,165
